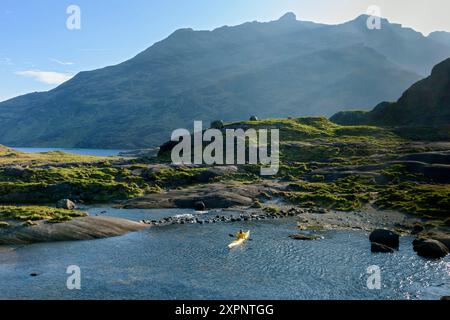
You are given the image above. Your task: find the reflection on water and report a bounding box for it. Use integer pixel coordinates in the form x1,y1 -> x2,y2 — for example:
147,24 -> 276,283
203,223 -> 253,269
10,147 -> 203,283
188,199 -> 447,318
0,207 -> 449,300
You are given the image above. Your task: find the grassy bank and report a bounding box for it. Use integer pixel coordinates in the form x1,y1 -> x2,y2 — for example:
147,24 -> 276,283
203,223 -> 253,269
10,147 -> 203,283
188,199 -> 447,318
0,205 -> 87,224
0,117 -> 449,224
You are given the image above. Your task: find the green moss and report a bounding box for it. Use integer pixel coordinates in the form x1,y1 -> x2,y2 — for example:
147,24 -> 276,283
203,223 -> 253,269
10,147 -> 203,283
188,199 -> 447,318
282,176 -> 376,211
378,164 -> 425,182
22,220 -> 38,227
144,167 -> 206,186
0,164 -> 145,203
277,163 -> 311,180
251,201 -> 263,208
375,183 -> 450,217
145,185 -> 163,193
0,145 -> 109,166
214,172 -> 260,183
0,206 -> 87,223
263,205 -> 281,214
0,221 -> 9,228
157,116 -> 404,164
282,191 -> 361,211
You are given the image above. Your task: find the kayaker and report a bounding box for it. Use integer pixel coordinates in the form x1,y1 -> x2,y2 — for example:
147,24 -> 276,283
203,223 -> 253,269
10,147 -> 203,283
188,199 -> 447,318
236,230 -> 246,239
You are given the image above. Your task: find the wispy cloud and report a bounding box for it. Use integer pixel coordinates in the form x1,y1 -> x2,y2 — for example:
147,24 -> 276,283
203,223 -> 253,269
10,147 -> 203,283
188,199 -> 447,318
50,58 -> 75,65
15,70 -> 73,85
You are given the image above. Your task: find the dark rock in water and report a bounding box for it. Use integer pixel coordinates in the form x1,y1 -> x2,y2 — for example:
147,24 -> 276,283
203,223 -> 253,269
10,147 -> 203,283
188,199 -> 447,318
412,238 -> 423,251
249,116 -> 259,121
435,237 -> 450,251
289,234 -> 322,240
369,229 -> 400,249
30,273 -> 39,277
413,239 -> 449,259
194,201 -> 206,211
371,242 -> 394,253
56,199 -> 76,210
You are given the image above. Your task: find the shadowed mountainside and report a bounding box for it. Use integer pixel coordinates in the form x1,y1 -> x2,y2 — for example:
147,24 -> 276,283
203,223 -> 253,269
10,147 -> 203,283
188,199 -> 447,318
331,57 -> 450,134
1,13 -> 450,148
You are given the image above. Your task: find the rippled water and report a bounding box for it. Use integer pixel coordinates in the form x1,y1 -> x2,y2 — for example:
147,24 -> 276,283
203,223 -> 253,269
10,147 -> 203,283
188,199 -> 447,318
0,207 -> 449,300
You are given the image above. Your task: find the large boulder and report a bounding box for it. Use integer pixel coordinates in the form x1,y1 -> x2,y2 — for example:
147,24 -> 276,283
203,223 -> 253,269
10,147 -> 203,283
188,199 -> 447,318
194,201 -> 206,211
413,239 -> 449,259
56,199 -> 76,210
371,242 -> 395,253
369,229 -> 400,249
435,237 -> 450,250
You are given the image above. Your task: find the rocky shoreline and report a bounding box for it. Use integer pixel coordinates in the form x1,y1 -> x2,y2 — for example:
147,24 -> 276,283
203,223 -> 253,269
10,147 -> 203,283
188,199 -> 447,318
0,118 -> 449,259
0,216 -> 147,245
0,198 -> 449,261
134,201 -> 450,259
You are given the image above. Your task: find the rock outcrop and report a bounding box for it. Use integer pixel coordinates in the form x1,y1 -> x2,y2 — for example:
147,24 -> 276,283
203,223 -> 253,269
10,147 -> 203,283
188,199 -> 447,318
413,239 -> 449,259
369,229 -> 400,249
371,242 -> 395,253
0,216 -> 147,245
56,199 -> 76,210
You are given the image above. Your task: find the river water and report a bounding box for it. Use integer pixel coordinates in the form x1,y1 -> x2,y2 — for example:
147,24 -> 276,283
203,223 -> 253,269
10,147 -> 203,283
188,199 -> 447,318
0,207 -> 449,300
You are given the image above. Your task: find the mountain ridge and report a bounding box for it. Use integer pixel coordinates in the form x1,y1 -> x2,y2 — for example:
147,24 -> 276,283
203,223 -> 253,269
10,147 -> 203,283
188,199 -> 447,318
1,13 -> 450,148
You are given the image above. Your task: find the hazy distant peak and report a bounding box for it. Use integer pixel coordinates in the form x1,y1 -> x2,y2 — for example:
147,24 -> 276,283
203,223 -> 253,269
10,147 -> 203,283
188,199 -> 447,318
428,31 -> 450,47
278,12 -> 297,22
344,14 -> 390,26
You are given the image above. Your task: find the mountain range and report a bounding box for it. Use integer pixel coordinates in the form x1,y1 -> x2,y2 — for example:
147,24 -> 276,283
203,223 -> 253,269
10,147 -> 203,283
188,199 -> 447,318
1,13 -> 450,148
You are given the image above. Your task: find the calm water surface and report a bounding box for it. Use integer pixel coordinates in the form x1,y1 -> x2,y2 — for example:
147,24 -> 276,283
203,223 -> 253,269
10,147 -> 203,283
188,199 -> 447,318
0,207 -> 449,300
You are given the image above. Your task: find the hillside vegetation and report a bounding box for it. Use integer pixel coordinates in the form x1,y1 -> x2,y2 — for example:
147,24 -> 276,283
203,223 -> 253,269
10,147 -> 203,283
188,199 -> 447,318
1,116 -> 448,226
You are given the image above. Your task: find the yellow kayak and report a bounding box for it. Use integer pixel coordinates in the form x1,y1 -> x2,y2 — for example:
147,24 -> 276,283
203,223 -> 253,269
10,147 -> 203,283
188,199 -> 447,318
228,231 -> 250,248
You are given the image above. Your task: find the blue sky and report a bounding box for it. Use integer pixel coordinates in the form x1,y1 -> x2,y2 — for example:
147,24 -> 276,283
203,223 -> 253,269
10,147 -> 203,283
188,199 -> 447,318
1,0 -> 450,102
